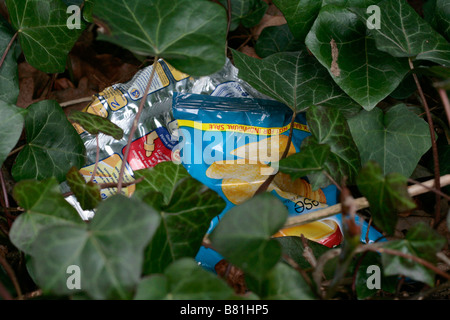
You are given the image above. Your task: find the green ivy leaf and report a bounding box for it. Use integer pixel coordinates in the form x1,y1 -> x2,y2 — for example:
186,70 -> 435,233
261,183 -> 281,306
276,236 -> 331,271
134,162 -> 226,274
61,0 -> 83,5
218,0 -> 268,31
0,101 -> 26,168
68,111 -> 124,140
272,0 -> 322,41
254,24 -> 303,58
424,0 -> 450,41
246,262 -> 315,299
381,222 -> 446,286
414,66 -> 450,80
352,0 -> 450,67
354,251 -> 397,299
81,0 -> 94,23
66,166 -> 101,210
356,161 -> 416,235
347,104 -> 431,177
433,0 -> 450,41
133,162 -> 190,202
93,0 -> 227,76
135,258 -> 236,300
305,5 -> 409,111
304,105 -> 361,190
29,194 -> 160,299
279,143 -> 330,181
6,0 -> 86,73
11,100 -> 86,183
210,193 -> 288,280
9,178 -> 84,254
0,16 -> 21,104
232,49 -> 359,114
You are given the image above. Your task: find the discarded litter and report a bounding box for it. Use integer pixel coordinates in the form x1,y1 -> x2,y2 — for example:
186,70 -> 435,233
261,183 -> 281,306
64,59 -> 383,273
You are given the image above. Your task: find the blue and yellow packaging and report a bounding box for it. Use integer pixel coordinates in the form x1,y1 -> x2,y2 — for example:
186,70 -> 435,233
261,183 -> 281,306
172,93 -> 348,272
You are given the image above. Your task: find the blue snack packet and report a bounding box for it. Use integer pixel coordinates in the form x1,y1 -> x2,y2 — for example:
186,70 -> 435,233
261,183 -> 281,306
172,93 -> 377,273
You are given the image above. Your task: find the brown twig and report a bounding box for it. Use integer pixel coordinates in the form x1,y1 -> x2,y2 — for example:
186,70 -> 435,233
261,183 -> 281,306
312,248 -> 341,298
408,178 -> 450,201
117,57 -> 159,194
409,58 -> 441,225
59,97 -> 93,108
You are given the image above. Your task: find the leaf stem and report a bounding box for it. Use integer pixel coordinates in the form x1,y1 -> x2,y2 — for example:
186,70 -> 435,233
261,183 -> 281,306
117,57 -> 159,194
90,135 -> 100,182
437,87 -> 450,127
254,110 -> 297,195
0,169 -> 10,209
7,145 -> 24,158
409,58 -> 441,225
324,171 -> 342,192
0,31 -> 18,71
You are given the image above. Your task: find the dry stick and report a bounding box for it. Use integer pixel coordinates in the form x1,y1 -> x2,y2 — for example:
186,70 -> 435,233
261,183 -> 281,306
284,174 -> 450,229
59,97 -> 93,108
254,110 -> 297,195
0,170 -> 10,209
408,178 -> 450,201
437,87 -> 450,127
409,59 -> 441,225
0,31 -> 18,70
117,58 -> 159,194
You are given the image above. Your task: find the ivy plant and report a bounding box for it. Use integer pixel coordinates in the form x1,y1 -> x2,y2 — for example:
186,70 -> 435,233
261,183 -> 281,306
0,0 -> 449,301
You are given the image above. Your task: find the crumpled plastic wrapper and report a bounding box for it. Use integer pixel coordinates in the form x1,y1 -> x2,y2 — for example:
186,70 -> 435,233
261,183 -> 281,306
63,59 -> 269,220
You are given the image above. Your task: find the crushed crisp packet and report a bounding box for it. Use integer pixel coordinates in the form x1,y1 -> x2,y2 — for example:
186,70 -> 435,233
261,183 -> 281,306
63,58 -> 270,220
65,58 -> 384,274
172,93 -> 347,272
